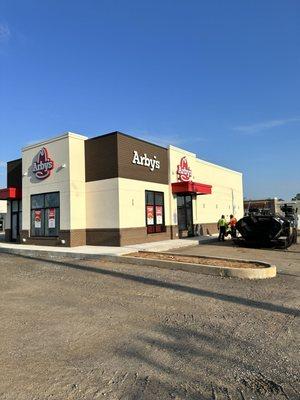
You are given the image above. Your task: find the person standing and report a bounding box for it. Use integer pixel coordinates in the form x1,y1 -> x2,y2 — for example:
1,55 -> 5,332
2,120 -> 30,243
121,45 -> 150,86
217,215 -> 227,241
228,214 -> 237,238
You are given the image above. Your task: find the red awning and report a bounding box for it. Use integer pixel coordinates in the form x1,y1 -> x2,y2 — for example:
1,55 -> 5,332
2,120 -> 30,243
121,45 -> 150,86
172,181 -> 212,195
0,187 -> 22,200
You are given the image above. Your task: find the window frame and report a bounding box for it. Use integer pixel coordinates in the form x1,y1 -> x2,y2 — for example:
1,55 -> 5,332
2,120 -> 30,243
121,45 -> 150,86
30,192 -> 60,237
145,190 -> 166,234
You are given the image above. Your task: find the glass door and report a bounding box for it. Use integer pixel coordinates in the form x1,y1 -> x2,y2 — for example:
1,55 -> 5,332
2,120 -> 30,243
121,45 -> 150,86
11,213 -> 19,241
177,195 -> 194,236
11,200 -> 21,241
185,195 -> 194,236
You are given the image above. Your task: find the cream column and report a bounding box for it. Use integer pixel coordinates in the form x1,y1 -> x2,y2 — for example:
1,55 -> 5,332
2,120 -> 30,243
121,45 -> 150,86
21,132 -> 87,236
68,135 -> 87,232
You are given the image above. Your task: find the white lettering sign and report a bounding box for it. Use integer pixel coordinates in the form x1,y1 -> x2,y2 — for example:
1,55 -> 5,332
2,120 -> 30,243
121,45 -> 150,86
132,150 -> 160,171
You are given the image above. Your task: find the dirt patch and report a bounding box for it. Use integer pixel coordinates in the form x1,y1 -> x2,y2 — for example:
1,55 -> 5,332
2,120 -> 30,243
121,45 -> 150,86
0,252 -> 298,399
126,251 -> 266,269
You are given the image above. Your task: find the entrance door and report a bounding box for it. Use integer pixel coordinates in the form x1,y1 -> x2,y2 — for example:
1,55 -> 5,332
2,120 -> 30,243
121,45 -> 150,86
177,194 -> 194,237
11,200 -> 21,242
11,212 -> 19,241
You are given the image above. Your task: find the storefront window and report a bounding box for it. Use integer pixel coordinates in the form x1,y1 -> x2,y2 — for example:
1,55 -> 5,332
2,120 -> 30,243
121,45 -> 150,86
145,190 -> 165,234
31,194 -> 44,209
145,191 -> 154,205
45,192 -> 60,208
31,192 -> 60,237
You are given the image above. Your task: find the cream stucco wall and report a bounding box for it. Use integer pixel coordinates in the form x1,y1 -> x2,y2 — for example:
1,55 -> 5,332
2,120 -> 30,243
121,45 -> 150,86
118,178 -> 170,228
85,178 -> 119,228
85,177 -> 170,229
16,132 -> 244,241
68,135 -> 86,230
21,132 -> 87,232
1,200 -> 8,231
0,200 -> 7,214
86,145 -> 243,231
168,145 -> 244,225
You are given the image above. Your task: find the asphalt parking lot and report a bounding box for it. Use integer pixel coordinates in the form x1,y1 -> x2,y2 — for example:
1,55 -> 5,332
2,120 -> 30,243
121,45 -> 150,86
0,243 -> 299,400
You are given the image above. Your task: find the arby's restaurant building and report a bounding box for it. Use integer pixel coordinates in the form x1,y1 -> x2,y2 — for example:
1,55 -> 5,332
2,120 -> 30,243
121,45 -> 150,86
0,131 -> 244,247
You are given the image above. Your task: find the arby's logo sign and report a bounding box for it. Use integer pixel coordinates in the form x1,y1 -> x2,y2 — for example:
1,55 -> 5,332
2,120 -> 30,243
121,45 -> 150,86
32,147 -> 54,179
177,156 -> 192,182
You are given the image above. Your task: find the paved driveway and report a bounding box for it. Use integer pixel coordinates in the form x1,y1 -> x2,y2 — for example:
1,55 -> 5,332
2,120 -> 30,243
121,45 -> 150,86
0,246 -> 299,399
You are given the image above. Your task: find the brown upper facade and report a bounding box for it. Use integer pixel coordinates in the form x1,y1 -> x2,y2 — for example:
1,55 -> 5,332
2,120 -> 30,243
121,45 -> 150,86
85,131 -> 168,184
5,131 -> 169,188
7,159 -> 22,188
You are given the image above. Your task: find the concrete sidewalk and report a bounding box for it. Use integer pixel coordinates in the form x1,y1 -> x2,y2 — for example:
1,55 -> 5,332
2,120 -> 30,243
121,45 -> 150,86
0,235 -> 217,258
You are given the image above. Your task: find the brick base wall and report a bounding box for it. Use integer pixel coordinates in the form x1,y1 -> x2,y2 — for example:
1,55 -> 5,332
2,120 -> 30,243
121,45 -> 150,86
60,230 -> 86,247
197,223 -> 218,235
4,223 -> 215,247
19,229 -> 86,247
86,229 -> 120,246
119,226 -> 174,246
85,226 -> 178,246
5,229 -> 11,242
20,230 -> 60,246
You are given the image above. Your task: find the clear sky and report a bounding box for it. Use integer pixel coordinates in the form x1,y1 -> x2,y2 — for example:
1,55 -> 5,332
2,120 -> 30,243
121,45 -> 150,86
0,0 -> 299,200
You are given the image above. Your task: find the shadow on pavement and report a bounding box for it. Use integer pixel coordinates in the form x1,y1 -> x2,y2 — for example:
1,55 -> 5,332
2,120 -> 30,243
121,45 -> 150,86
117,322 -> 293,399
7,253 -> 299,318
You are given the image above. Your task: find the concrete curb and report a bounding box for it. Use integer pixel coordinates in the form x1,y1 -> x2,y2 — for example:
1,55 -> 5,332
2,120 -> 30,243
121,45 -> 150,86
0,246 -> 276,279
0,247 -> 112,260
126,251 -> 277,279
120,252 -> 276,280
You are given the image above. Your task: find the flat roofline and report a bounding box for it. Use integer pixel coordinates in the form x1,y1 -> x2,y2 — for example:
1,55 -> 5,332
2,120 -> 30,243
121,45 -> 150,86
168,145 -> 196,157
12,130 -> 242,176
7,158 -> 22,165
168,145 -> 242,175
87,131 -> 168,150
22,131 -> 88,151
195,157 -> 243,175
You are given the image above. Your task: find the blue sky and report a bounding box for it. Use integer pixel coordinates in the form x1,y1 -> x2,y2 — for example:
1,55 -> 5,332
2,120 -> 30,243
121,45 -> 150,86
0,0 -> 299,199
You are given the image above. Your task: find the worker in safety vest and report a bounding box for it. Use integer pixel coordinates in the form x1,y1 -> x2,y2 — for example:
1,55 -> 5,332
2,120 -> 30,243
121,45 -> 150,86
217,215 -> 227,241
228,214 -> 237,238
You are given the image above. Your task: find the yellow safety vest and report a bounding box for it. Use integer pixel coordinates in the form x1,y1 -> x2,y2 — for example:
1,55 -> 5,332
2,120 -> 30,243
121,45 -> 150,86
218,218 -> 227,227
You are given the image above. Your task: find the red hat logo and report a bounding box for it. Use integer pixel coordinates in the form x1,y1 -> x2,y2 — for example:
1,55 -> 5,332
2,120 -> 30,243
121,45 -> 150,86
177,156 -> 192,182
32,147 -> 54,179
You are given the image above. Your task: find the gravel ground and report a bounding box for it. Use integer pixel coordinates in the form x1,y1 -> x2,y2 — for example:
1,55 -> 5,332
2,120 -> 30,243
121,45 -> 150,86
0,243 -> 299,400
